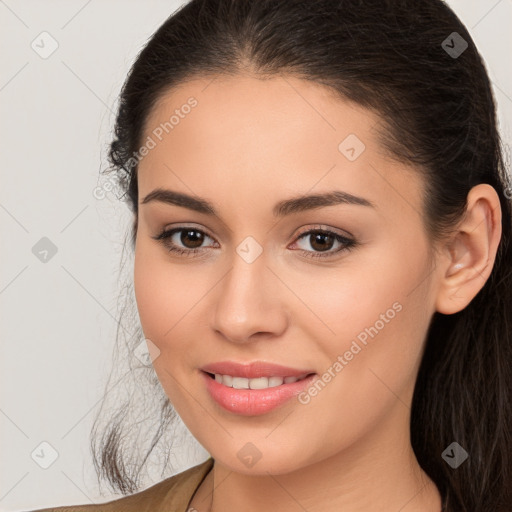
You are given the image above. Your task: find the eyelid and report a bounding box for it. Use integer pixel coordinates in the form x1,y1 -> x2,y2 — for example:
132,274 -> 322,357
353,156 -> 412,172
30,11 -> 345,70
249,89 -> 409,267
292,223 -> 354,240
157,223 -> 217,242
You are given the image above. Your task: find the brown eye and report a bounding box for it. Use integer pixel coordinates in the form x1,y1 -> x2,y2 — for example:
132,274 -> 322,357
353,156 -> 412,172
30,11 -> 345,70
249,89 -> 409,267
153,227 -> 217,256
179,229 -> 205,249
307,231 -> 336,252
292,227 -> 357,259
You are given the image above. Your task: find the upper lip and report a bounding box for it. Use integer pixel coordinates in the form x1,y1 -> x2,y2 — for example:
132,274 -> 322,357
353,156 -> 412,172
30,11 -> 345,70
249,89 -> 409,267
201,361 -> 316,379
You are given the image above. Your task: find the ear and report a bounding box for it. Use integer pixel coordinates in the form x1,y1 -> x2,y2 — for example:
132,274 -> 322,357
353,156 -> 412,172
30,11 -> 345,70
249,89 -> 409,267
435,184 -> 502,315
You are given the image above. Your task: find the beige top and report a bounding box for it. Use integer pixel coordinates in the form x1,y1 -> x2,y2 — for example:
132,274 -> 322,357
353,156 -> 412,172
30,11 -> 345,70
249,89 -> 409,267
28,457 -> 214,512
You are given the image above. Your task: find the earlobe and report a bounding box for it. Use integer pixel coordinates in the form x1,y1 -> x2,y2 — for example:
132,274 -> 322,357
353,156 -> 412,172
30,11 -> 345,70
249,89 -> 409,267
435,184 -> 502,315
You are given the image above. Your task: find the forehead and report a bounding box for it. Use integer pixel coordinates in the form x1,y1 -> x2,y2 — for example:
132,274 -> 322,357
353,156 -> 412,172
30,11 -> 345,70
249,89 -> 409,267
137,74 -> 423,223
143,73 -> 377,155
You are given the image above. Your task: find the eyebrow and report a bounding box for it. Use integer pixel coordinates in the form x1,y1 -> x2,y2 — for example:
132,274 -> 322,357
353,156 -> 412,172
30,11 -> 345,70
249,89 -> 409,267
140,188 -> 375,217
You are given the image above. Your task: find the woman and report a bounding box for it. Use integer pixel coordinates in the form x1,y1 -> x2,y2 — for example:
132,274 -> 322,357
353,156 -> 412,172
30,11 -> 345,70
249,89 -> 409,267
31,0 -> 512,511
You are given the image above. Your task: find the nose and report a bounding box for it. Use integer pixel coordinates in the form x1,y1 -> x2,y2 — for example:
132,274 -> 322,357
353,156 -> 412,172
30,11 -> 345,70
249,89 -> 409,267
210,251 -> 288,344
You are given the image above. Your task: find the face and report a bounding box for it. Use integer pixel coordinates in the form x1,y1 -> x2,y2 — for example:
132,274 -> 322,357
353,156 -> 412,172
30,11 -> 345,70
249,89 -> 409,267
134,74 -> 440,475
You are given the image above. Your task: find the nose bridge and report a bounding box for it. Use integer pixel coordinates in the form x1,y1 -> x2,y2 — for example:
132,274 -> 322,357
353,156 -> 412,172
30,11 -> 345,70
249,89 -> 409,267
211,243 -> 286,343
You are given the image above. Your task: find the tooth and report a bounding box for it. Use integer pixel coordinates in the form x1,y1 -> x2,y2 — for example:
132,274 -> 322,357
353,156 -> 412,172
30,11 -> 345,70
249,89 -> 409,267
249,377 -> 269,389
222,374 -> 233,387
232,377 -> 250,389
213,374 -> 307,389
268,376 -> 284,387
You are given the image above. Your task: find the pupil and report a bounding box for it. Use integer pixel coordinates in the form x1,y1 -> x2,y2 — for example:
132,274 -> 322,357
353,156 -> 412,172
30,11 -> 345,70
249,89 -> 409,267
311,232 -> 333,252
182,230 -> 203,248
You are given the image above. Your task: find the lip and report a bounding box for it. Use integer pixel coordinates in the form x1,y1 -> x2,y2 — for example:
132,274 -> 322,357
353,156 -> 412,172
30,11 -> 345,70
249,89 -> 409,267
201,370 -> 317,416
200,360 -> 315,379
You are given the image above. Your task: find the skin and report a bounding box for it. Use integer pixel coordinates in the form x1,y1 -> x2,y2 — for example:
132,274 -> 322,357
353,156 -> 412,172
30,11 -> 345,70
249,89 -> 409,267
133,73 -> 502,512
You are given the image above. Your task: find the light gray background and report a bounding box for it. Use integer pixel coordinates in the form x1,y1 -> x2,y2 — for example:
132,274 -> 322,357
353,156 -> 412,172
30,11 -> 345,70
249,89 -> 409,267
1,1 -> 511,510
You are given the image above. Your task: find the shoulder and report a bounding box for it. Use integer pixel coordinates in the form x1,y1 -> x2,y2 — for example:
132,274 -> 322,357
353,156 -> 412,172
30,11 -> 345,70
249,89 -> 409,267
26,457 -> 214,512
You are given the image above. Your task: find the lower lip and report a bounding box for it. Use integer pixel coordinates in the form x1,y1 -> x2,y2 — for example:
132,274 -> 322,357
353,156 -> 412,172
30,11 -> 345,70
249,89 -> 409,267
201,371 -> 317,416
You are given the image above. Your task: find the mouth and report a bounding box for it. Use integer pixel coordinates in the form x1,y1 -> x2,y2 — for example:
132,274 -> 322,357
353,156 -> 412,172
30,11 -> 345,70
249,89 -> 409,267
201,370 -> 318,416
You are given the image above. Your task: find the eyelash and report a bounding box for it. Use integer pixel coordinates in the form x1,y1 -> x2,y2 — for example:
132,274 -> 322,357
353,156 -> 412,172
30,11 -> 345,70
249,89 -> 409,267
152,225 -> 357,260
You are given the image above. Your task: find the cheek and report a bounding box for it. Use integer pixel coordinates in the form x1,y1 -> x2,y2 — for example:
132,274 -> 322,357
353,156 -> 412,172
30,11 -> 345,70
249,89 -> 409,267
299,240 -> 433,387
133,244 -> 194,347
133,246 -> 200,406
133,247 -> 165,340
289,255 -> 432,453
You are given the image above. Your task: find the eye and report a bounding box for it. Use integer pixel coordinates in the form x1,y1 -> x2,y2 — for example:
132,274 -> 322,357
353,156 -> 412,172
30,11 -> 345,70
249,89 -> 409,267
152,226 -> 217,257
290,226 -> 357,259
152,224 -> 357,260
